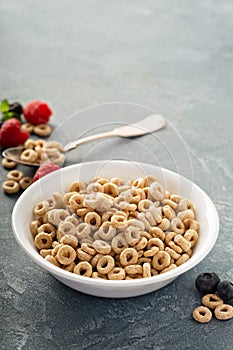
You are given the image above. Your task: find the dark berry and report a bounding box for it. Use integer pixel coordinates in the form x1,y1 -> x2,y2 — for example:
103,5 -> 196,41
195,272 -> 220,294
9,102 -> 23,115
216,280 -> 233,302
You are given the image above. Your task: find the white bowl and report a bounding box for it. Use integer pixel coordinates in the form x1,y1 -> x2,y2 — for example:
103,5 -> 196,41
12,160 -> 219,298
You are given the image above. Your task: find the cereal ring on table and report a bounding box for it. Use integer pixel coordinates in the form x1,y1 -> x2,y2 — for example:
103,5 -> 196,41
162,205 -> 176,220
142,262 -> 151,278
120,247 -> 138,267
147,238 -> 164,251
33,200 -> 49,216
76,223 -> 91,240
177,209 -> 194,222
165,247 -> 181,260
138,199 -> 154,212
98,221 -> 117,241
111,233 -> 128,254
149,227 -> 165,241
214,304 -> 233,320
93,240 -> 111,255
176,253 -> 190,266
77,248 -> 92,262
158,218 -> 170,231
69,181 -> 87,192
56,245 -> 76,265
92,272 -> 108,279
84,212 -> 101,229
152,251 -> 171,271
33,124 -> 52,137
21,122 -> 33,133
20,149 -> 38,163
19,176 -> 33,190
111,214 -> 128,228
125,226 -> 141,246
103,182 -> 118,197
193,306 -> 212,323
2,157 -> 17,169
170,218 -> 185,234
58,221 -> 76,236
7,170 -> 24,182
125,264 -> 143,275
74,261 -> 92,277
108,267 -> 126,280
202,294 -> 223,309
52,209 -> 70,225
38,223 -> 56,237
30,220 -> 42,236
40,249 -> 52,258
34,232 -> 53,249
148,182 -> 165,201
160,264 -> 177,274
184,229 -> 198,248
60,235 -> 78,249
45,255 -> 60,267
97,255 -> 115,274
134,236 -> 148,251
174,234 -> 191,253
62,261 -> 76,272
81,243 -> 96,256
183,219 -> 200,232
2,180 -> 20,194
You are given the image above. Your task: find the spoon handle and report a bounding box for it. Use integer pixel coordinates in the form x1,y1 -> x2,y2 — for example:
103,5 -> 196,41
63,114 -> 165,152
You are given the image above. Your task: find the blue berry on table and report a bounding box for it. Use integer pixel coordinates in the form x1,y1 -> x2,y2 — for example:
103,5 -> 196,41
195,272 -> 220,294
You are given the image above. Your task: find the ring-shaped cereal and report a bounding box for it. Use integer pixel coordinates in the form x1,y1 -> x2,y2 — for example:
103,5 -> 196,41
52,209 -> 70,225
147,237 -> 164,251
162,205 -> 175,220
37,223 -> 56,237
111,214 -> 128,228
158,218 -> 170,231
125,225 -> 141,246
193,306 -> 212,323
30,220 -> 42,236
85,212 -> 101,229
120,247 -> 138,267
21,122 -> 34,133
125,264 -> 143,275
160,263 -> 177,274
149,227 -> 165,241
177,209 -> 195,222
108,267 -> 126,280
58,221 -> 76,236
98,221 -> 117,241
24,139 -> 37,149
45,255 -> 60,267
93,240 -> 111,255
152,251 -> 171,271
20,149 -> 38,163
134,236 -> 148,251
34,232 -> 53,250
103,182 -> 118,197
111,233 -> 128,254
19,176 -> 33,190
65,214 -> 80,227
86,182 -> 104,193
56,245 -> 76,265
74,261 -> 92,277
33,124 -> 52,137
60,235 -> 78,249
142,262 -> 151,278
46,140 -> 64,151
214,304 -> 233,320
138,199 -> 154,212
81,243 -> 96,256
97,255 -> 115,274
184,219 -> 200,232
76,223 -> 91,239
33,200 -> 49,216
2,157 -> 17,169
62,261 -> 76,272
170,218 -> 185,234
184,229 -> 199,248
178,198 -> 195,212
174,234 -> 191,253
76,248 -> 92,262
148,181 -> 165,201
144,246 -> 159,258
69,181 -> 87,192
176,253 -> 190,266
202,294 -> 223,309
92,272 -> 108,279
2,180 -> 20,194
7,170 -> 24,182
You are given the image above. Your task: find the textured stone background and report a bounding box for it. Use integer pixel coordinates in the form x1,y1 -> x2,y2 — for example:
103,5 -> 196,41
1,0 -> 233,349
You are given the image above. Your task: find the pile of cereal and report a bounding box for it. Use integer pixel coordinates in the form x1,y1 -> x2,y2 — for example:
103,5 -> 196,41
31,176 -> 200,280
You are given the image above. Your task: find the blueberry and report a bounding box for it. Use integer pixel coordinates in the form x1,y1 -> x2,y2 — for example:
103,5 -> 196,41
9,102 -> 23,115
195,272 -> 220,294
216,280 -> 233,302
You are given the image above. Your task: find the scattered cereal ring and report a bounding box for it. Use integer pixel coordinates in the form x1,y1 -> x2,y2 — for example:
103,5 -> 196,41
34,124 -> 52,137
193,306 -> 212,323
56,245 -> 76,265
214,304 -> 233,320
2,180 -> 20,194
7,170 -> 24,182
108,267 -> 125,280
2,158 -> 17,169
202,294 -> 223,309
74,261 -> 92,277
19,176 -> 33,190
97,255 -> 115,274
21,122 -> 34,134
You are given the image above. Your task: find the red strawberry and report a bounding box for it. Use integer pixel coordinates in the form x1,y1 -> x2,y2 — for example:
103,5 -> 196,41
0,118 -> 29,147
33,162 -> 60,182
23,100 -> 52,125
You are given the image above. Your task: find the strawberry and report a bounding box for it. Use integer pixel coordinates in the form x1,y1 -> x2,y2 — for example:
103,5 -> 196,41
33,162 -> 60,182
0,118 -> 29,147
23,100 -> 52,125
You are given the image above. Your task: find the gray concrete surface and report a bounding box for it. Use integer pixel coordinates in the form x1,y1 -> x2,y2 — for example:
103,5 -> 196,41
1,0 -> 233,349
